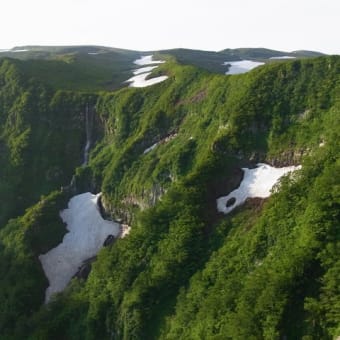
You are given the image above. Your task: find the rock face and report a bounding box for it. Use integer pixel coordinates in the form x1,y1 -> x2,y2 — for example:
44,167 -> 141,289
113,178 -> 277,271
103,234 -> 115,247
226,197 -> 236,207
73,256 -> 97,280
267,149 -> 307,167
101,183 -> 167,224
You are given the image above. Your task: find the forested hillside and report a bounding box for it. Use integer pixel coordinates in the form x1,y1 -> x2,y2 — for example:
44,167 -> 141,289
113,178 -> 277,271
0,52 -> 339,339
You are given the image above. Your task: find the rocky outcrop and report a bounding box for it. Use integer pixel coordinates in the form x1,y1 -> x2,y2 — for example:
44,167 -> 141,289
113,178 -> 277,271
103,234 -> 115,247
247,147 -> 308,168
73,256 -> 96,280
100,183 -> 167,224
266,148 -> 307,167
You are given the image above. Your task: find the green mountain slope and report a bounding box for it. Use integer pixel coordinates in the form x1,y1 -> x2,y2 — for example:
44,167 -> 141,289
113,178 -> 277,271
0,52 -> 339,340
0,58 -> 101,227
0,46 -> 141,91
0,45 -> 325,88
220,47 -> 325,59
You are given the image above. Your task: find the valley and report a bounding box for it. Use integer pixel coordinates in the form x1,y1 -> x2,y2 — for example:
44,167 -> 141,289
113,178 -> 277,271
0,46 -> 339,339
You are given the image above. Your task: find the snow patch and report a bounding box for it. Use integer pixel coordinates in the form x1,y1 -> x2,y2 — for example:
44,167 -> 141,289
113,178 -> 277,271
134,55 -> 165,66
127,73 -> 168,88
143,142 -> 159,154
126,55 -> 168,87
224,60 -> 264,74
217,163 -> 301,214
269,56 -> 296,59
39,193 -> 122,303
0,49 -> 29,53
133,65 -> 158,75
143,133 -> 177,154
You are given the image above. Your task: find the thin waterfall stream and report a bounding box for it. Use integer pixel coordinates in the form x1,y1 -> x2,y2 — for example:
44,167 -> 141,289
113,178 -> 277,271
83,104 -> 94,166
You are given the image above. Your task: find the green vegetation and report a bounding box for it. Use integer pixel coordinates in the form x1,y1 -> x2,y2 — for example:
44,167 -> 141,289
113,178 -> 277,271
0,46 -> 141,91
0,51 -> 339,339
0,58 -> 98,226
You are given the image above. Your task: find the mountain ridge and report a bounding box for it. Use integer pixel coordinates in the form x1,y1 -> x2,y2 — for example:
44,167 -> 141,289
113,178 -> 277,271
0,50 -> 339,339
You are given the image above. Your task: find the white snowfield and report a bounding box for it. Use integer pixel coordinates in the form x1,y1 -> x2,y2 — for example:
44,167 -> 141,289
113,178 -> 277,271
126,55 -> 168,88
134,55 -> 165,66
217,163 -> 301,214
39,192 -> 122,303
127,73 -> 169,88
224,60 -> 265,74
0,49 -> 29,53
133,65 -> 158,75
269,56 -> 296,59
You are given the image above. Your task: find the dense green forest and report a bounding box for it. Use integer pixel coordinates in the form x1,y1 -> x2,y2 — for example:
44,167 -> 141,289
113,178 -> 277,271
0,50 -> 339,339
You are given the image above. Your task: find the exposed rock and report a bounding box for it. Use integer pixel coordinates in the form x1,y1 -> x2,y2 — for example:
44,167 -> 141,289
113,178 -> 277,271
103,234 -> 115,247
102,183 -> 167,224
120,224 -> 131,238
266,148 -> 307,167
226,197 -> 236,207
73,256 -> 96,280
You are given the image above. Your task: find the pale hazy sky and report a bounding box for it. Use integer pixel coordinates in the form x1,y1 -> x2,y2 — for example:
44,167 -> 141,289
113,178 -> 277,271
1,0 -> 339,54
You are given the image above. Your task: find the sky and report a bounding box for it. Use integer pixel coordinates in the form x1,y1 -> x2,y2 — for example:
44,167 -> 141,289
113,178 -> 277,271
1,0 -> 339,54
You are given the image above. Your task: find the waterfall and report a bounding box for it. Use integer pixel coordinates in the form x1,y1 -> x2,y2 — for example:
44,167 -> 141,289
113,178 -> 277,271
83,104 -> 94,166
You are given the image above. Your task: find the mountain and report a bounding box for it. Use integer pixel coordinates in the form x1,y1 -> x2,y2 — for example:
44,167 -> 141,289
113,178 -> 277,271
0,46 -> 326,88
0,46 -> 339,339
220,47 -> 325,59
0,45 -> 141,91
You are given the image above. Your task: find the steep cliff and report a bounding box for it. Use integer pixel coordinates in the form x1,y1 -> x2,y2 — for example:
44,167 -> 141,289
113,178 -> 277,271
0,54 -> 339,339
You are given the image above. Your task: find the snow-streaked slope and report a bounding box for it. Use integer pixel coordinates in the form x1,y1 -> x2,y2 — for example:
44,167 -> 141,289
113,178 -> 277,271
127,55 -> 168,87
127,73 -> 168,88
217,163 -> 301,214
0,49 -> 29,53
134,55 -> 165,65
269,56 -> 296,59
224,60 -> 264,74
133,65 -> 158,75
39,192 -> 121,302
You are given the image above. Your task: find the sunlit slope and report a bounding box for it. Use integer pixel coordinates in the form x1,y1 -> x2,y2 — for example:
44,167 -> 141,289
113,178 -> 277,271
0,54 -> 338,340
0,46 -> 141,91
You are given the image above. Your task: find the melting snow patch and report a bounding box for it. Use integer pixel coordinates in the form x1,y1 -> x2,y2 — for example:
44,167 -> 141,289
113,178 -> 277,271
143,133 -> 177,154
127,73 -> 168,88
126,55 -> 168,87
269,56 -> 296,59
133,65 -> 158,75
224,60 -> 264,74
39,192 -> 121,303
217,163 -> 301,214
0,49 -> 29,53
143,142 -> 159,154
134,55 -> 165,65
